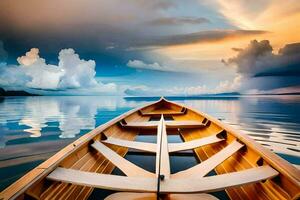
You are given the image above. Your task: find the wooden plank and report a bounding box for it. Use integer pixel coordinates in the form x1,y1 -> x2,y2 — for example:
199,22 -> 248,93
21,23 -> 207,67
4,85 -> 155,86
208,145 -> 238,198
73,131 -> 136,200
156,116 -> 171,179
168,135 -> 224,153
122,121 -> 158,129
105,193 -> 219,200
172,140 -> 244,179
41,128 -> 136,199
160,166 -> 279,193
47,166 -> 278,194
165,120 -> 205,129
140,110 -> 185,116
105,192 -> 156,200
169,193 -> 219,200
123,121 -> 205,129
102,134 -> 223,153
91,141 -> 155,178
47,167 -> 157,192
102,137 -> 157,153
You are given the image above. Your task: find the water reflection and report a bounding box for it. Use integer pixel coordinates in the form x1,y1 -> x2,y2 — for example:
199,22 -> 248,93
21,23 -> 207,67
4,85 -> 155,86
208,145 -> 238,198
0,96 -> 142,143
0,95 -> 299,191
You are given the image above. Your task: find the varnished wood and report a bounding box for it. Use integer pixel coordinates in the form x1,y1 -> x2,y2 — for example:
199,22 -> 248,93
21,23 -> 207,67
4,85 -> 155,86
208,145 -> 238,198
105,192 -> 219,200
156,116 -> 171,179
159,166 -> 279,193
102,134 -> 223,153
102,136 -> 157,152
168,135 -> 224,153
122,120 -> 206,129
46,166 -> 278,194
47,167 -> 157,192
91,141 -> 155,178
172,140 -> 244,178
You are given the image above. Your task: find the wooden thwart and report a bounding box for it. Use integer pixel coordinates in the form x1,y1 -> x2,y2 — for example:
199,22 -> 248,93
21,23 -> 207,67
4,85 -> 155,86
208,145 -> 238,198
121,120 -> 205,129
102,134 -> 223,153
172,140 -> 244,179
168,135 -> 224,153
165,121 -> 206,129
140,107 -> 187,116
47,166 -> 278,193
105,192 -> 219,200
160,166 -> 279,193
91,141 -> 155,178
102,137 -> 157,153
47,167 -> 157,192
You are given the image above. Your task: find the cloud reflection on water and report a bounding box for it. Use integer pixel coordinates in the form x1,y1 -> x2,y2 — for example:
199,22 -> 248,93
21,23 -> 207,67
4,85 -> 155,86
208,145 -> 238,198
0,96 -> 142,144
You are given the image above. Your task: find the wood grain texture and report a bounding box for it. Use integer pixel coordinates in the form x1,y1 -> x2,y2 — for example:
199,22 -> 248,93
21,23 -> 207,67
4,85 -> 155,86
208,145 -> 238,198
172,140 -> 244,178
91,141 -> 155,177
156,116 -> 171,179
47,167 -> 157,192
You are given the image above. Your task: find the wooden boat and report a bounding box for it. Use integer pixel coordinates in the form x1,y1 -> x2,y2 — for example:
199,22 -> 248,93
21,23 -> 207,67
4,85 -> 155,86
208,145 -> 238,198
0,97 -> 299,200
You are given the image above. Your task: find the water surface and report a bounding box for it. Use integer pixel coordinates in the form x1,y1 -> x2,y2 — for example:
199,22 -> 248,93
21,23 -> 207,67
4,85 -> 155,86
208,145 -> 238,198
0,95 -> 299,191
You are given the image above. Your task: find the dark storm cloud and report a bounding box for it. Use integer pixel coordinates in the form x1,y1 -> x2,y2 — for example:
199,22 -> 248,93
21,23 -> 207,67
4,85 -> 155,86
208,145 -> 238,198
223,40 -> 300,77
146,17 -> 210,26
0,0 -> 180,64
0,0 -> 266,54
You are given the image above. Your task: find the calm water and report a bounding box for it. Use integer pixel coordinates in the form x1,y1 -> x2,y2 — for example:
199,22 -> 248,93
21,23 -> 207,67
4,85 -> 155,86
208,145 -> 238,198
0,96 -> 299,192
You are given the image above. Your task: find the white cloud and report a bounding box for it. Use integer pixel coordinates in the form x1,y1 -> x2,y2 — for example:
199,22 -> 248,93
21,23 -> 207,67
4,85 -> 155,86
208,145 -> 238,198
127,59 -> 171,71
213,74 -> 243,94
58,48 -> 98,89
0,48 -> 118,95
17,48 -> 40,66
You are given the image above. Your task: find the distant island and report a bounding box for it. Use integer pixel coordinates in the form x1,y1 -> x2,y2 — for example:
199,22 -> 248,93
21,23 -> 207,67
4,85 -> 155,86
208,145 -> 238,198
0,88 -> 39,96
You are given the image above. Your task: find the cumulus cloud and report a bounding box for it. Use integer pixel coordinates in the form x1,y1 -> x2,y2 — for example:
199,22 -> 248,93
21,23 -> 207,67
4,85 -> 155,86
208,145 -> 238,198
17,48 -> 40,66
127,60 -> 172,71
223,40 -> 300,77
0,48 -> 117,94
146,17 -> 210,26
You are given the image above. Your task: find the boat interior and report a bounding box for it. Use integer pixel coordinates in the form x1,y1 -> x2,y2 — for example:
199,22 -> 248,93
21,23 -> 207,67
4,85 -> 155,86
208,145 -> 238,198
0,98 -> 299,200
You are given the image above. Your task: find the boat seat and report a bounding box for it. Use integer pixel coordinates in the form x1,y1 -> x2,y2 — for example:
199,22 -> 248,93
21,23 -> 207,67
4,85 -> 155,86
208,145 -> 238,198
172,140 -> 244,178
47,166 -> 278,193
101,133 -> 224,153
101,135 -> 157,152
159,166 -> 279,193
120,120 -> 206,129
168,134 -> 224,152
47,167 -> 157,192
105,192 -> 219,200
91,141 -> 155,178
139,107 -> 187,116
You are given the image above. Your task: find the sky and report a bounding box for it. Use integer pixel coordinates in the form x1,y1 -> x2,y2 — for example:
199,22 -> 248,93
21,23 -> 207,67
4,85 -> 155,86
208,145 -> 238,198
0,0 -> 299,96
